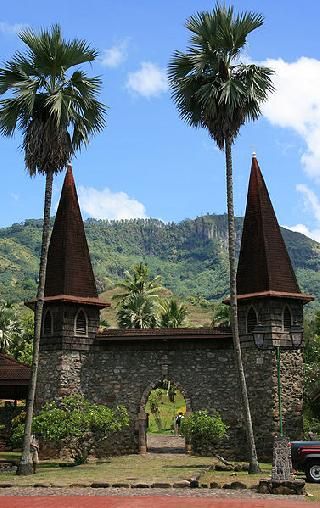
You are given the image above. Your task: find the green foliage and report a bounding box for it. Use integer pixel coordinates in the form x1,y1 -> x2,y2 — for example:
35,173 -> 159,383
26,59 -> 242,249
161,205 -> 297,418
181,410 -> 227,452
168,5 -> 274,150
0,301 -> 33,364
0,24 -> 106,174
115,263 -> 162,329
160,299 -> 188,328
211,302 -> 230,327
11,395 -> 129,464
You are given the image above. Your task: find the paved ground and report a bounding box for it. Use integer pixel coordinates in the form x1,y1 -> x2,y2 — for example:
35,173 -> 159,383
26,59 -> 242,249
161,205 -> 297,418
0,494 -> 312,507
146,433 -> 185,454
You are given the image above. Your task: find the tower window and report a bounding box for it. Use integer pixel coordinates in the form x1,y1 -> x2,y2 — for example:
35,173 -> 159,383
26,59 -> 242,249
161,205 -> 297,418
43,310 -> 53,336
283,307 -> 292,332
75,310 -> 88,336
247,307 -> 258,333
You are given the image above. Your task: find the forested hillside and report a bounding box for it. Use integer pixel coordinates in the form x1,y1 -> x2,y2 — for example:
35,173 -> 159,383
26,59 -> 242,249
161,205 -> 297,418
0,214 -> 319,306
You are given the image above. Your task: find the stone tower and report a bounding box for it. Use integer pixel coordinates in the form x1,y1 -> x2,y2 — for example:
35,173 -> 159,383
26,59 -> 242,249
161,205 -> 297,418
34,165 -> 108,407
236,155 -> 313,458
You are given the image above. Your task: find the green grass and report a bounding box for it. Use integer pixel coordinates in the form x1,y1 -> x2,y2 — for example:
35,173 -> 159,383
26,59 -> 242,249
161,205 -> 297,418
0,453 -> 214,486
145,388 -> 186,433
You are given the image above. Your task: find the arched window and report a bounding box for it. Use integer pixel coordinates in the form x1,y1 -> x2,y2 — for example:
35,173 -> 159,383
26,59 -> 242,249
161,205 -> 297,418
75,310 -> 88,336
43,310 -> 53,336
283,307 -> 292,332
247,307 -> 258,333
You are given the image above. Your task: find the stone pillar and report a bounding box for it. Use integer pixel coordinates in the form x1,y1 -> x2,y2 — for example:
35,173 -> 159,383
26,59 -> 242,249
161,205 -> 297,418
138,411 -> 147,454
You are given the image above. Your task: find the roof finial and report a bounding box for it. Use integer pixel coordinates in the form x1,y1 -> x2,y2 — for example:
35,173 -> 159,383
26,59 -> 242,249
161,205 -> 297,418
252,151 -> 257,158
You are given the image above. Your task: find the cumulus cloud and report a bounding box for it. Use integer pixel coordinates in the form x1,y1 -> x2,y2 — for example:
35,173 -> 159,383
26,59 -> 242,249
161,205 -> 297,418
101,41 -> 128,68
78,186 -> 147,220
286,183 -> 320,242
126,62 -> 168,97
0,21 -> 27,34
261,57 -> 320,180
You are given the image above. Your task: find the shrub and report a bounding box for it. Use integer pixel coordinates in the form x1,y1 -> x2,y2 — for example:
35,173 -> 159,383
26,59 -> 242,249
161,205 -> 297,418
181,410 -> 227,453
11,394 -> 129,464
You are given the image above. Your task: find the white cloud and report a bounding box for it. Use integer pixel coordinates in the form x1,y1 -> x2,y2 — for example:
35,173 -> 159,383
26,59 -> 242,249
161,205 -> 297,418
261,57 -> 320,180
126,62 -> 168,98
286,184 -> 320,242
101,41 -> 128,68
0,21 -> 27,34
78,186 -> 147,220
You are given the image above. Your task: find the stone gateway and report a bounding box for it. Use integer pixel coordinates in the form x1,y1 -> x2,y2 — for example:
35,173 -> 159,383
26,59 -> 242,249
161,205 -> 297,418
31,156 -> 313,461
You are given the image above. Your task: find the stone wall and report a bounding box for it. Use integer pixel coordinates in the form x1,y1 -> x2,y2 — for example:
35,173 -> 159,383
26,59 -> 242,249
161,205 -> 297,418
36,330 -> 304,461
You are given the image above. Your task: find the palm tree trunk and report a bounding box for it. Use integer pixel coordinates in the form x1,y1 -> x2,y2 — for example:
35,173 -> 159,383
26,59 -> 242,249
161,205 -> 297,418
224,138 -> 260,474
17,171 -> 53,475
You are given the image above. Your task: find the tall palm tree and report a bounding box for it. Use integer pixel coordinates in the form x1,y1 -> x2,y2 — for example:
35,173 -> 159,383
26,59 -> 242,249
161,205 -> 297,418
0,24 -> 106,475
168,5 -> 274,473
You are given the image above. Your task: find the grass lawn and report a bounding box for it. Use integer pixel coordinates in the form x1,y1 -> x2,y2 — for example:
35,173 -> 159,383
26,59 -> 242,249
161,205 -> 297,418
0,453 -> 214,486
2,451 -> 320,502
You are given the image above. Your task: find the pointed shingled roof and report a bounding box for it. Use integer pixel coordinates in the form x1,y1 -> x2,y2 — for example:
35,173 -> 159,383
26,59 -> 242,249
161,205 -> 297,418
43,165 -> 107,308
236,156 -> 313,302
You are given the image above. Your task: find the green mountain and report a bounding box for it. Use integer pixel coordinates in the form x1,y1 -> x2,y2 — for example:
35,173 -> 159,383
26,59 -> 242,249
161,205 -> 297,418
0,214 -> 319,307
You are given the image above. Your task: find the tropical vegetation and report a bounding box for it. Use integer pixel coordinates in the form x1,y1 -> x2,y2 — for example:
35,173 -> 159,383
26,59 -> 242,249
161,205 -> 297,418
0,24 -> 106,475
168,4 -> 274,473
181,410 -> 227,454
11,395 -> 129,465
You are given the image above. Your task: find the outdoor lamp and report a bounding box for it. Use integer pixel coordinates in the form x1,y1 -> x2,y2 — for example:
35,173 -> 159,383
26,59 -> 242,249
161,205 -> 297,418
290,323 -> 303,348
253,323 -> 264,348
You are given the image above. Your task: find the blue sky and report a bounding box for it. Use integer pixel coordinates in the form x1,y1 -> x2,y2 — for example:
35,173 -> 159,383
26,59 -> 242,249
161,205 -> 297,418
1,0 -> 320,241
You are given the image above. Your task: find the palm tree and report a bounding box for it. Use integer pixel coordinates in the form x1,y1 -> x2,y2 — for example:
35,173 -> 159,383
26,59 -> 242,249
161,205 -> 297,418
114,263 -> 162,329
113,263 -> 163,303
0,24 -> 106,475
160,299 -> 188,328
168,5 -> 274,473
117,293 -> 158,329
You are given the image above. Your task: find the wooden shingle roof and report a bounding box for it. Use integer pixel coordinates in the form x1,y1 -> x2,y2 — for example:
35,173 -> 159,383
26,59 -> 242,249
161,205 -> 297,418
236,156 -> 313,302
43,165 -> 108,308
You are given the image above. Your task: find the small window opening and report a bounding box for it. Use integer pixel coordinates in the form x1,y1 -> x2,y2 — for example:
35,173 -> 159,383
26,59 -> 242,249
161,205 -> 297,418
43,311 -> 53,336
75,310 -> 87,335
283,307 -> 292,332
247,307 -> 258,333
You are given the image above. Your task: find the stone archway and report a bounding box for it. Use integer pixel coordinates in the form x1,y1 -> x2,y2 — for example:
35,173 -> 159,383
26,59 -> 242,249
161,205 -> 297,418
138,378 -> 192,454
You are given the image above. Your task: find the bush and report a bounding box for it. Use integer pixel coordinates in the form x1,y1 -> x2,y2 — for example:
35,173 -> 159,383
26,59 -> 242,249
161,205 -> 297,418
11,395 -> 129,464
181,410 -> 227,453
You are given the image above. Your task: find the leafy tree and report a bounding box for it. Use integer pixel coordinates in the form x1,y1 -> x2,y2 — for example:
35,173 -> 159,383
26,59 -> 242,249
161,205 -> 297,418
11,395 -> 129,465
211,302 -> 230,328
117,293 -> 158,329
148,389 -> 163,432
168,4 -> 274,473
0,301 -> 21,352
0,24 -> 106,475
181,410 -> 227,454
160,299 -> 187,327
113,262 -> 162,302
114,263 -> 162,329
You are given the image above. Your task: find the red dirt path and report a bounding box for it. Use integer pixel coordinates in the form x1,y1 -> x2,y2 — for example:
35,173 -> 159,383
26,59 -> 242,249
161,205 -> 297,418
0,497 -> 312,508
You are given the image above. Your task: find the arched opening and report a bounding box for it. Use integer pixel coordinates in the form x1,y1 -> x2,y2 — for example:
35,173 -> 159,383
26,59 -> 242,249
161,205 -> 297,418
75,309 -> 88,336
283,306 -> 292,332
43,310 -> 53,336
138,379 -> 191,454
247,307 -> 258,333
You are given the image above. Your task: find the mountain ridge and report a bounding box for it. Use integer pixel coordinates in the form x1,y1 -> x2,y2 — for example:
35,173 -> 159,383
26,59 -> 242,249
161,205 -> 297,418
0,214 -> 319,306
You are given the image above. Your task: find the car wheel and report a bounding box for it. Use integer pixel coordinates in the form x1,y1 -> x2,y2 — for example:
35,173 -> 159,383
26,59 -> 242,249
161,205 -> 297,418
306,460 -> 320,483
